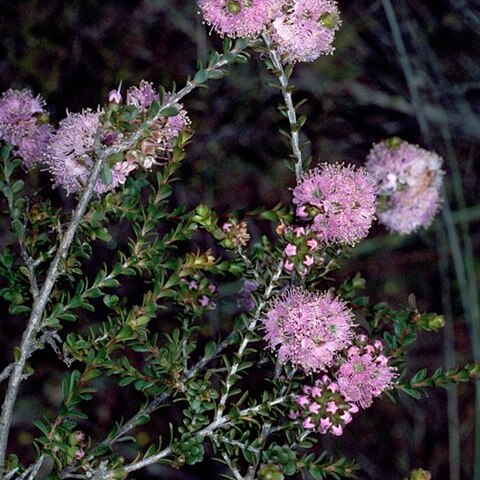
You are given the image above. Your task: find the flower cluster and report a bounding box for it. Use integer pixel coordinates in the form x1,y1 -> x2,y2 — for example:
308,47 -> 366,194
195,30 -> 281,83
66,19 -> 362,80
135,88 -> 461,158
0,89 -> 53,168
264,288 -> 354,372
198,0 -> 341,64
265,289 -> 396,436
111,81 -> 191,169
221,219 -> 251,248
198,0 -> 280,39
271,0 -> 341,63
281,225 -> 324,275
337,335 -> 397,409
46,81 -> 191,195
290,375 -> 358,436
366,138 -> 444,235
292,163 -> 377,246
46,110 -> 108,194
178,275 -> 217,313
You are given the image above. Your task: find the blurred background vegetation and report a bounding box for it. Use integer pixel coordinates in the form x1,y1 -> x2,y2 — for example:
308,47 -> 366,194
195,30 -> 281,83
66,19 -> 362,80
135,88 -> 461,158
0,1 -> 479,478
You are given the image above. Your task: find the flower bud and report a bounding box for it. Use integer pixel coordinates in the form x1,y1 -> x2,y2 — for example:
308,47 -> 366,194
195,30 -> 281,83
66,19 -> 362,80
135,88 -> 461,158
108,89 -> 122,104
409,468 -> 432,480
258,464 -> 284,480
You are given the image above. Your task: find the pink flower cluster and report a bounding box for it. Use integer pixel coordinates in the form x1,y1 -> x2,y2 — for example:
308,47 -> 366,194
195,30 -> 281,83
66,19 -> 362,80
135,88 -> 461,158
0,89 -> 53,168
337,335 -> 397,409
281,226 -> 324,275
179,275 -> 217,313
290,375 -> 358,436
264,288 -> 354,373
45,81 -> 190,195
198,0 -> 341,64
292,163 -> 377,246
366,138 -> 444,234
111,81 -> 191,168
271,0 -> 341,63
198,0 -> 280,39
265,289 -> 397,436
46,110 -> 105,194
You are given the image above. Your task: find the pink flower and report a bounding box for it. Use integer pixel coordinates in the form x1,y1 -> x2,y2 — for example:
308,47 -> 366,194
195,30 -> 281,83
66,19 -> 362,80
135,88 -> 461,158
326,401 -> 338,414
283,260 -> 295,272
108,88 -> 123,104
319,417 -> 331,433
303,255 -> 314,267
331,424 -> 343,436
199,0 -> 280,39
74,449 -> 85,460
284,243 -> 297,257
199,295 -> 210,307
293,376 -> 358,436
293,163 -> 377,245
264,288 -> 354,372
337,339 -> 397,409
271,0 -> 341,63
366,138 -> 444,234
0,89 -> 53,168
126,80 -> 159,111
297,395 -> 310,407
306,238 -> 318,250
303,417 -> 315,429
294,226 -> 306,237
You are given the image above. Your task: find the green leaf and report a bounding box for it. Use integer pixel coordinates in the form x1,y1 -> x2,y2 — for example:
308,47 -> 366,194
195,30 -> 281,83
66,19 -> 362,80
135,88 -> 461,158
160,106 -> 179,117
33,420 -> 50,437
194,69 -> 209,84
148,100 -> 161,120
100,165 -> 113,186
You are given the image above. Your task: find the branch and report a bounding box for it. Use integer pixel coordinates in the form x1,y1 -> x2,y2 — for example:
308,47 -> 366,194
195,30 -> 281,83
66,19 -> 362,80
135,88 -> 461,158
216,258 -> 283,420
0,152 -> 107,468
263,33 -> 304,181
121,395 -> 289,475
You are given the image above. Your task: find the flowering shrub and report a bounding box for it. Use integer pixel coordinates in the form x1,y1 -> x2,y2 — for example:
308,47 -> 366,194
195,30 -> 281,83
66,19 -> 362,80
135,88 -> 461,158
0,2 -> 477,480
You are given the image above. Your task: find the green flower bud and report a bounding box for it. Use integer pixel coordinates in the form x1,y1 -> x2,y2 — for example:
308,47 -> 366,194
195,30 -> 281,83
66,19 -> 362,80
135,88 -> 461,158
385,136 -> 403,149
319,12 -> 340,28
226,0 -> 241,14
258,464 -> 284,480
409,468 -> 432,480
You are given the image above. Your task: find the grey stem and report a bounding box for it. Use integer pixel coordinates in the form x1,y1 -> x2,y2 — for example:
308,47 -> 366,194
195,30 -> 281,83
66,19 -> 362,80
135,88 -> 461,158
0,153 -> 106,470
263,33 -> 303,181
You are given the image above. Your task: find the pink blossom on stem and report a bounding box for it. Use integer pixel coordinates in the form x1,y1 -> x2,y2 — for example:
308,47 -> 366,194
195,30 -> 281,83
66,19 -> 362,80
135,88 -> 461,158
0,89 -> 53,168
271,0 -> 341,64
293,163 -> 377,245
337,339 -> 397,409
284,243 -> 297,257
293,376 -> 358,436
264,287 -> 354,372
283,260 -> 295,272
199,0 -> 280,39
366,138 -> 444,234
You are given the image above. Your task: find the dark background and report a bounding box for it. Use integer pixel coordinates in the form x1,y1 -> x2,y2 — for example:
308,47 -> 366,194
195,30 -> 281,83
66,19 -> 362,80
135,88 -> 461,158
0,1 -> 479,478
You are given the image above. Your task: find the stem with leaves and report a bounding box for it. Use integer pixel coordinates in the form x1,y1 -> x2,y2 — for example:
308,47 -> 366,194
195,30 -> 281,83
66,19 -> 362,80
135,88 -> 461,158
0,152 -> 107,468
263,33 -> 306,181
120,395 -> 288,475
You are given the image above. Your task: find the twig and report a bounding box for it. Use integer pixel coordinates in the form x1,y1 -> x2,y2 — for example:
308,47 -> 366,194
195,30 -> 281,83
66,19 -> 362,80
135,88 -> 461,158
215,259 -> 283,420
18,455 -> 45,480
263,33 -> 304,181
121,395 -> 288,474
